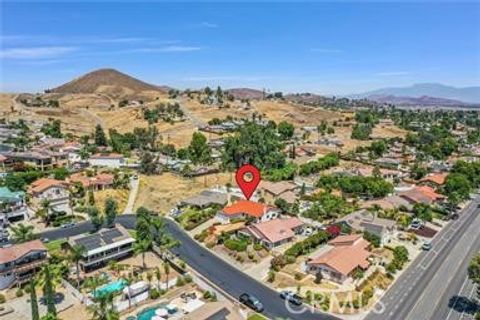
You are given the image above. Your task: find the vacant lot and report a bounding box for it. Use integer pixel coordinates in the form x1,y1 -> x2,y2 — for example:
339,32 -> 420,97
253,100 -> 342,126
94,188 -> 129,214
134,172 -> 233,213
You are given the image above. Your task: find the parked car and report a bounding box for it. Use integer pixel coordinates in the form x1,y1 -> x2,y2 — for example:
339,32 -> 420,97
239,293 -> 264,312
422,242 -> 432,251
450,213 -> 459,220
61,222 -> 76,228
410,219 -> 423,230
280,291 -> 303,306
41,237 -> 50,243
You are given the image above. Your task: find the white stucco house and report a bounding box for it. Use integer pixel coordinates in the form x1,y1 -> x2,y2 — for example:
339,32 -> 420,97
88,153 -> 126,168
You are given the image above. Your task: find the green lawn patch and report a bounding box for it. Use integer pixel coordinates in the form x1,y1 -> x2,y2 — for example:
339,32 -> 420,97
45,238 -> 67,253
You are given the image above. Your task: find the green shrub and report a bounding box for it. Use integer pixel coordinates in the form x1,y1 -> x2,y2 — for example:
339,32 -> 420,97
224,238 -> 248,252
253,243 -> 263,251
267,270 -> 276,283
150,288 -> 160,299
176,277 -> 186,287
16,289 -> 23,298
184,275 -> 193,283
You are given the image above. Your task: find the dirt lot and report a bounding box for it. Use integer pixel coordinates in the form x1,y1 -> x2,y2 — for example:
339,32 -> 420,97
94,188 -> 129,214
134,172 -> 233,213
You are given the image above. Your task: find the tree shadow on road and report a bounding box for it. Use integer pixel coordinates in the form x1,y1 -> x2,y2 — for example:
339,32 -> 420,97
448,295 -> 479,315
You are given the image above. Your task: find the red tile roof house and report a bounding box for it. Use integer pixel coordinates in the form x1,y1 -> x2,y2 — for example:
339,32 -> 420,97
259,181 -> 298,204
68,172 -> 114,191
88,153 -> 125,168
0,240 -> 48,289
399,185 -> 446,206
216,200 -> 281,224
419,172 -> 449,189
306,234 -> 372,285
238,217 -> 305,250
27,178 -> 70,213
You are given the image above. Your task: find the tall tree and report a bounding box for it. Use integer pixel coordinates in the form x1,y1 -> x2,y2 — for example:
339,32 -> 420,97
30,279 -> 40,320
277,121 -> 295,140
87,292 -> 119,320
87,206 -> 103,231
41,265 -> 57,316
163,262 -> 170,290
139,151 -> 157,175
187,132 -> 211,165
69,245 -> 86,289
94,124 -> 107,147
104,198 -> 118,227
134,239 -> 152,270
154,267 -> 162,290
10,223 -> 35,243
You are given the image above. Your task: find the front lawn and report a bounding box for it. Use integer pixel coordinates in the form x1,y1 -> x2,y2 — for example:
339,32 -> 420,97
45,238 -> 67,253
175,207 -> 217,230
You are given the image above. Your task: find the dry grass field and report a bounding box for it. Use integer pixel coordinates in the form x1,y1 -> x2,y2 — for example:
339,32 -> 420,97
253,100 -> 342,126
134,172 -> 233,213
93,188 -> 129,214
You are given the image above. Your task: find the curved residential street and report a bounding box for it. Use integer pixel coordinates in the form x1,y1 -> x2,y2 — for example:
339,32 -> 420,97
38,215 -> 339,320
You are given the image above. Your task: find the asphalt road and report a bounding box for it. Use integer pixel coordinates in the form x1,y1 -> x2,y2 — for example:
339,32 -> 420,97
365,196 -> 480,320
39,215 -> 339,320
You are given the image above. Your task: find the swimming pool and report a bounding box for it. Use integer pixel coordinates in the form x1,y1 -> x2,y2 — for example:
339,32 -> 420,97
136,303 -> 167,320
94,279 -> 127,298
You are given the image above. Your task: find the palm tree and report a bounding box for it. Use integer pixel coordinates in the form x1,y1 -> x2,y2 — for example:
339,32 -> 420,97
39,264 -> 57,316
10,223 -> 35,243
85,276 -> 101,297
163,262 -> 170,291
39,199 -> 52,225
69,245 -> 86,289
154,267 -> 161,290
30,279 -> 40,320
133,239 -> 152,270
146,272 -> 153,287
87,292 -> 119,320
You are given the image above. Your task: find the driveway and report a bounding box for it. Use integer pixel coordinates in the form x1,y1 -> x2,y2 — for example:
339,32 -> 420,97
123,177 -> 139,214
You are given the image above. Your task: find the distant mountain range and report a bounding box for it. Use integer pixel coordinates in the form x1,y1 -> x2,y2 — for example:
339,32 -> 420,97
352,83 -> 480,105
44,69 -> 480,107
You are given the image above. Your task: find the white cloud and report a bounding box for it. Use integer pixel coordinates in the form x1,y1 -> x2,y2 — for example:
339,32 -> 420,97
375,71 -> 410,76
200,22 -> 218,28
131,46 -> 203,53
0,46 -> 77,59
310,48 -> 343,53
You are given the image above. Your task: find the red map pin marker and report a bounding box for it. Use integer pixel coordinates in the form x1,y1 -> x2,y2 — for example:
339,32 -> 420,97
235,164 -> 261,201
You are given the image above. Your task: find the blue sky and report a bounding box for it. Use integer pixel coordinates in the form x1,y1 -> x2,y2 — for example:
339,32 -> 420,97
1,2 -> 479,94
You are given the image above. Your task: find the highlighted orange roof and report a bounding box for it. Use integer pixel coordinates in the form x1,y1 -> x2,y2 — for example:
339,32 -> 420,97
222,200 -> 273,218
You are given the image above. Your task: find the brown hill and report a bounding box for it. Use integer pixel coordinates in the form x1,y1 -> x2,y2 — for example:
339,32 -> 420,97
226,88 -> 264,100
50,68 -> 168,95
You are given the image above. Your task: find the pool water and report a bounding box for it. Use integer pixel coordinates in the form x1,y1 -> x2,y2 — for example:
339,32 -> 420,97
137,303 -> 167,320
94,279 -> 127,298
